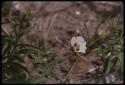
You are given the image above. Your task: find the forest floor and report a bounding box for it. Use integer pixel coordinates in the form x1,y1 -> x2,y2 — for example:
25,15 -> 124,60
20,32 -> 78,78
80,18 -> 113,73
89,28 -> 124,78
2,1 -> 124,84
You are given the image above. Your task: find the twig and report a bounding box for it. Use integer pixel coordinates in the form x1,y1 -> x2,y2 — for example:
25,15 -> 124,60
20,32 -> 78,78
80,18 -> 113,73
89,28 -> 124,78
44,13 -> 58,49
87,37 -> 101,48
55,36 -> 70,49
46,13 -> 58,37
62,57 -> 80,82
75,53 -> 92,65
84,22 -> 90,39
110,18 -> 114,28
31,2 -> 49,19
116,14 -> 121,26
94,18 -> 108,36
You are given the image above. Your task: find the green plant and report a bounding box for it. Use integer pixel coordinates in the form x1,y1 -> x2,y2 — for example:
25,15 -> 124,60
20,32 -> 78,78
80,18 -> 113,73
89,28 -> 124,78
92,20 -> 123,83
2,2 -> 55,84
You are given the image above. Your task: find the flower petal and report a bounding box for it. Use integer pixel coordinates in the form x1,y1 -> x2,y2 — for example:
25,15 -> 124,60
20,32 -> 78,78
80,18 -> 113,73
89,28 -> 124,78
71,36 -> 76,46
70,36 -> 87,53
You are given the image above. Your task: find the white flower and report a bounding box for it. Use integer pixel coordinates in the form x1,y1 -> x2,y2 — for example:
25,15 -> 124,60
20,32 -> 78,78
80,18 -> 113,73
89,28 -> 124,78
71,36 -> 86,53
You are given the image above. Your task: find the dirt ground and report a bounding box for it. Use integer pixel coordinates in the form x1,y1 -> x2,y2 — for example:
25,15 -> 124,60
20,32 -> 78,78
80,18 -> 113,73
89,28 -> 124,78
2,1 -> 123,84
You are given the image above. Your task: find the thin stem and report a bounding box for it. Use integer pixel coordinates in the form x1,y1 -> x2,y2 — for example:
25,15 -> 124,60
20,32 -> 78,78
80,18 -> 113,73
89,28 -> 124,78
44,13 -> 58,49
62,57 -> 79,82
55,36 -> 69,49
76,53 -> 92,65
84,23 -> 90,39
87,37 -> 101,48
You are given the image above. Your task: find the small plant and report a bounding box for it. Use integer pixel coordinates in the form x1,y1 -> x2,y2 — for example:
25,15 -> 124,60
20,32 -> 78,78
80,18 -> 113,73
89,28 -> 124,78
2,2 -> 55,84
92,20 -> 123,83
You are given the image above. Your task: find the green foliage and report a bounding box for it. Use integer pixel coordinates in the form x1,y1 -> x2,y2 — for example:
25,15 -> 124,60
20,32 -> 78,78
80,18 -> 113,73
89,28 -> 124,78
104,55 -> 113,75
92,20 -> 123,81
2,38 -> 30,83
2,2 -> 55,84
2,2 -> 12,17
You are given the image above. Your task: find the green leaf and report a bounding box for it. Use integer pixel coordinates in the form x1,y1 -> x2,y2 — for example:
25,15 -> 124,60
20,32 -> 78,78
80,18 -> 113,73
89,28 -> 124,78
1,35 -> 15,56
1,35 -> 15,44
15,28 -> 31,41
104,56 -> 112,75
92,48 -> 102,54
2,2 -> 12,17
117,54 -> 124,72
17,44 -> 46,57
92,47 -> 110,54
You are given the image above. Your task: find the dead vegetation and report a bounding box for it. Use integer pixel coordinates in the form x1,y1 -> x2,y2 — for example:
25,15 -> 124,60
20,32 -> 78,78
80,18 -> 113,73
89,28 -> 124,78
2,1 -> 124,84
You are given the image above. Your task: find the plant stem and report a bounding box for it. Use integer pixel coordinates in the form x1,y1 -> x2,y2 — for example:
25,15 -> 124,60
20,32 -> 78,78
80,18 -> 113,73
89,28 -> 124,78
62,57 -> 79,82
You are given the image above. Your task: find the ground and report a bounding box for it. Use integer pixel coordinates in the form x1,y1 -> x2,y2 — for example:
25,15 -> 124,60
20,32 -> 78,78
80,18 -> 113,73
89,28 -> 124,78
2,1 -> 124,84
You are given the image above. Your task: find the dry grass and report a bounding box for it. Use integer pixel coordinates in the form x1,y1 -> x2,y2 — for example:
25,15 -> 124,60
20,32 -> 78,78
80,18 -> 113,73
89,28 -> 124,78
2,1 -> 124,84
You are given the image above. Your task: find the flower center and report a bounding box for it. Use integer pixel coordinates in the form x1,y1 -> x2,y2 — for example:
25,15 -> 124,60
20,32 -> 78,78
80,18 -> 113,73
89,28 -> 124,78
74,43 -> 80,51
